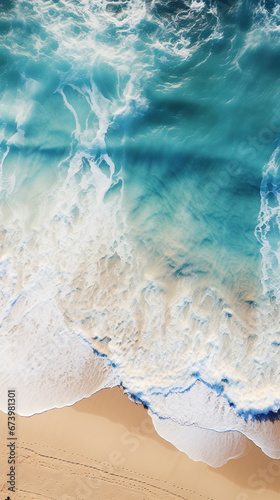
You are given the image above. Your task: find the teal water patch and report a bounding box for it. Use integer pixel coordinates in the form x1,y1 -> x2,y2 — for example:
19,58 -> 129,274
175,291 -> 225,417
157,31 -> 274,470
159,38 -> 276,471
1,0 -> 280,464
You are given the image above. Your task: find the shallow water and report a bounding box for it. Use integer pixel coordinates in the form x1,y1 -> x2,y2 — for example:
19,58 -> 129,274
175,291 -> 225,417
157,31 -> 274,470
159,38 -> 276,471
1,0 -> 280,465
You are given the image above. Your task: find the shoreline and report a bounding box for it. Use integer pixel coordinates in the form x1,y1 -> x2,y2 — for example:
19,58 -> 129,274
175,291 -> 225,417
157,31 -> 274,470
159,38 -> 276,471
0,386 -> 280,499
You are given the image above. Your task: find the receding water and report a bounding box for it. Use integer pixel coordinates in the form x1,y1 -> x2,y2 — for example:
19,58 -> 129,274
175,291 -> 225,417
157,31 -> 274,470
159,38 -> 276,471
1,0 -> 280,466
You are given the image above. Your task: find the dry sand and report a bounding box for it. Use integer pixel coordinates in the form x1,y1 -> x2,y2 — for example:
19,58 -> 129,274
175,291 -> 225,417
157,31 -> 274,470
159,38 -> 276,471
1,386 -> 280,500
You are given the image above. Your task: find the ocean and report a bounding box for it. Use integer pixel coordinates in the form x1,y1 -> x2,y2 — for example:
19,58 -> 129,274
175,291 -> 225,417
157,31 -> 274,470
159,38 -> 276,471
1,0 -> 280,466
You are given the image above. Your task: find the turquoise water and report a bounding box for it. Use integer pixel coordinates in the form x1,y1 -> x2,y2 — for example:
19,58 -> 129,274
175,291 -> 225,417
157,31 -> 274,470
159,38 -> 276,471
1,0 -> 280,465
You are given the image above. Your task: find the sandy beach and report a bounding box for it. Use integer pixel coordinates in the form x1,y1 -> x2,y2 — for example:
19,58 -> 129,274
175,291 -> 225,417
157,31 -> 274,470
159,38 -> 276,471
0,386 -> 279,500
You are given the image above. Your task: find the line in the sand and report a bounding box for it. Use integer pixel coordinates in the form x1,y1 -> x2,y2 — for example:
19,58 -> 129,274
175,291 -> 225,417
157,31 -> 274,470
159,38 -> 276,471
20,444 -> 215,500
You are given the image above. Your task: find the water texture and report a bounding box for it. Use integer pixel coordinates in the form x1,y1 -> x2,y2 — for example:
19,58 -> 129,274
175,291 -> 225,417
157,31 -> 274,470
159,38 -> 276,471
1,0 -> 280,465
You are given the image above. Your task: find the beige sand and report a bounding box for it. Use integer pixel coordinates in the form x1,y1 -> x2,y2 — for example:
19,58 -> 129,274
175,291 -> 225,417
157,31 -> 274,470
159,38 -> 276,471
1,387 -> 280,500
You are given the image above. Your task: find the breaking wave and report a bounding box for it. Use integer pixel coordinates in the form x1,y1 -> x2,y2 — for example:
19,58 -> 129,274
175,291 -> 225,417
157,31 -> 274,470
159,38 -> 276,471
1,0 -> 280,466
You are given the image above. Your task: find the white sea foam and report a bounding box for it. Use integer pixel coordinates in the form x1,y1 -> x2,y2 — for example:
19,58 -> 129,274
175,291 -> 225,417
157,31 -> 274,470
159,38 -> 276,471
1,138 -> 280,462
1,0 -> 280,467
149,383 -> 280,467
255,147 -> 280,303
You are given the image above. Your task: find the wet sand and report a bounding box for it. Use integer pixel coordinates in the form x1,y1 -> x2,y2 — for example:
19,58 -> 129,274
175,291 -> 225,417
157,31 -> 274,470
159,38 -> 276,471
0,386 -> 280,499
